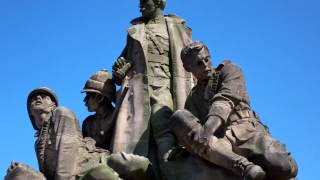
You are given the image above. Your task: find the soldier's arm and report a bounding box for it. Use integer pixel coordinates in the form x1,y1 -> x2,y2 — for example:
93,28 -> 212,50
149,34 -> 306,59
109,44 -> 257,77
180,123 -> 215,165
205,100 -> 233,136
205,63 -> 244,134
82,116 -> 92,138
112,36 -> 133,85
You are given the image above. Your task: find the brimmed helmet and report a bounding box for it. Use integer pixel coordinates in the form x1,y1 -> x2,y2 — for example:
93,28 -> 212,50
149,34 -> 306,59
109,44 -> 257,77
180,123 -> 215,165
82,70 -> 116,102
27,87 -> 58,130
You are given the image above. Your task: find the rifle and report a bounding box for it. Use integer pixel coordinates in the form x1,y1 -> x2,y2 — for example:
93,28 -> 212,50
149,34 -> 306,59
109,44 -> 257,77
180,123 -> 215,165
109,85 -> 129,125
106,86 -> 129,152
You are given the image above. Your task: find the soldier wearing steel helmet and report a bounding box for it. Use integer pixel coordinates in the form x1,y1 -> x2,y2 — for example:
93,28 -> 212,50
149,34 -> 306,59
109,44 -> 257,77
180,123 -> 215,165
26,87 -> 121,180
82,70 -> 116,150
5,87 -> 155,180
81,70 -> 156,180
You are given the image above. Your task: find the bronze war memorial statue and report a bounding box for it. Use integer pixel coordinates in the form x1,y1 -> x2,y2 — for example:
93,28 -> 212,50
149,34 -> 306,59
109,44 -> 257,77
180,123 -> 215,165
111,0 -> 193,178
5,87 -> 154,180
81,70 -> 117,150
169,41 -> 298,180
5,0 -> 298,180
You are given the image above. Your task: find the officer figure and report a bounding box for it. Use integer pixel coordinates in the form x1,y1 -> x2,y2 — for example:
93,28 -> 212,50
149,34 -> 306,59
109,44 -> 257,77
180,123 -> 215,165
112,0 -> 193,179
170,41 -> 298,180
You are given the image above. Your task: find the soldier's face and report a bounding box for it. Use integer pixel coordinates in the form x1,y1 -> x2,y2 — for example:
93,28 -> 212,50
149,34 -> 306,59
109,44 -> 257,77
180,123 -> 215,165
187,49 -> 212,82
84,93 -> 99,112
140,0 -> 157,18
29,93 -> 55,127
30,94 -> 54,112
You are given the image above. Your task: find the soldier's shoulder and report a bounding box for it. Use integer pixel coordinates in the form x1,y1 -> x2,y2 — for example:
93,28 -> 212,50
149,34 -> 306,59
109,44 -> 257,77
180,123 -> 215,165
53,106 -> 76,117
130,17 -> 144,25
83,115 -> 96,124
217,60 -> 243,79
165,14 -> 187,24
218,60 -> 241,72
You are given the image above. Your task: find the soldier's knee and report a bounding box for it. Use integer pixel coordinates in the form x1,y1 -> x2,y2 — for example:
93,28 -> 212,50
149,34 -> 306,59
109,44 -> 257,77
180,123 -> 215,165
150,104 -> 173,139
170,110 -> 198,130
151,103 -> 172,116
170,109 -> 190,121
289,157 -> 298,178
169,110 -> 201,141
107,152 -> 152,179
262,152 -> 298,179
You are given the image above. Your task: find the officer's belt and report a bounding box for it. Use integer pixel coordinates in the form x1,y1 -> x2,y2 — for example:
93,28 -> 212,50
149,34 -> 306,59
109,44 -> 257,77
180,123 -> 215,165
147,53 -> 170,65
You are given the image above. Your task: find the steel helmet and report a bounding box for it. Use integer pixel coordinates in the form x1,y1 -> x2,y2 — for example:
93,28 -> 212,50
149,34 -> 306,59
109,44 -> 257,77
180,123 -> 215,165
27,87 -> 58,130
82,70 -> 116,102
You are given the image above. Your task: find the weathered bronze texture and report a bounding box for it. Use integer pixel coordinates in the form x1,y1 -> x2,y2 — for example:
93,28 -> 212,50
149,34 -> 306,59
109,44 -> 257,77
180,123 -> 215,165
111,0 -> 193,179
170,41 -> 298,180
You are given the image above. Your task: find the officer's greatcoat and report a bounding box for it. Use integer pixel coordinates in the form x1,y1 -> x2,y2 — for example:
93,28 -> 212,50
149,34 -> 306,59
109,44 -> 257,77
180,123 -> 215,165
111,15 -> 193,156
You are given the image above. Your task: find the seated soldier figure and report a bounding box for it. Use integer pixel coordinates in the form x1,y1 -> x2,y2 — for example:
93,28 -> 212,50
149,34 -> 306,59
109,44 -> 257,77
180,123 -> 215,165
5,87 -> 154,180
81,70 -> 116,150
170,41 -> 298,180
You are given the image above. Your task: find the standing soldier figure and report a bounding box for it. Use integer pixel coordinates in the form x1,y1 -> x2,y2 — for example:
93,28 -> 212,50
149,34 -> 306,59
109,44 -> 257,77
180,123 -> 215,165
170,41 -> 298,180
111,0 -> 193,178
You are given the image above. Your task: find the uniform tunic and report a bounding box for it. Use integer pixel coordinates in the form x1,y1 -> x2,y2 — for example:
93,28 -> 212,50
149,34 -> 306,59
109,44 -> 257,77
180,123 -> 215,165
82,108 -> 114,150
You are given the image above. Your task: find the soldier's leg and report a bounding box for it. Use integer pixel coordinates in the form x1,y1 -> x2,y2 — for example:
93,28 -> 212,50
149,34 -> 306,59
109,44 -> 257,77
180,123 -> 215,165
106,152 -> 155,180
149,86 -> 177,178
170,110 -> 266,180
234,131 -> 298,180
150,103 -> 175,162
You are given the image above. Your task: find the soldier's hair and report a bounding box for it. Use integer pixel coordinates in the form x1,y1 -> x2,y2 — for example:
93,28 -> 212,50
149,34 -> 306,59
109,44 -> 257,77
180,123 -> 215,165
153,0 -> 166,10
181,41 -> 210,71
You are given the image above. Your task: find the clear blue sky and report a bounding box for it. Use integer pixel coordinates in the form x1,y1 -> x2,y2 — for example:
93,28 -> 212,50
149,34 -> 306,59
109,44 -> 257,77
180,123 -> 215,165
0,0 -> 319,179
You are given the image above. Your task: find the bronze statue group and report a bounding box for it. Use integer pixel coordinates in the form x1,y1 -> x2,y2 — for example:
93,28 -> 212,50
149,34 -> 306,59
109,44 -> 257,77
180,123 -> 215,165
5,0 -> 298,180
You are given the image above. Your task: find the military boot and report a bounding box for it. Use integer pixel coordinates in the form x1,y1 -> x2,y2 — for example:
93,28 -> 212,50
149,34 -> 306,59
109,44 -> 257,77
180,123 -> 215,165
195,138 -> 265,180
233,158 -> 266,180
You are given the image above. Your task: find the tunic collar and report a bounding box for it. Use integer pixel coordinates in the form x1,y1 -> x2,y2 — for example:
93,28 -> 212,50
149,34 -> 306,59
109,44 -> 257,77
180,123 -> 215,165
146,15 -> 165,24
